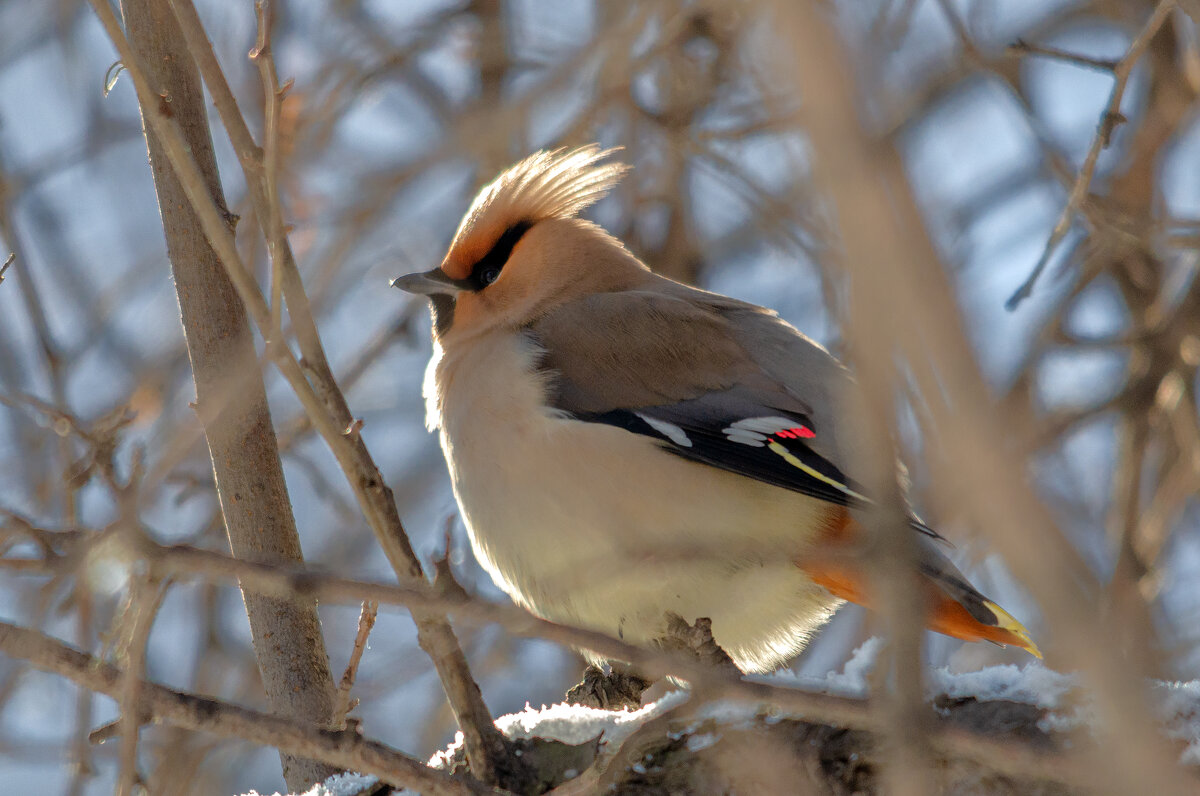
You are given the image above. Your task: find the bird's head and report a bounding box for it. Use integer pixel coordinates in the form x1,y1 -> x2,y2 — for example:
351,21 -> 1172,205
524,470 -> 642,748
393,145 -> 647,339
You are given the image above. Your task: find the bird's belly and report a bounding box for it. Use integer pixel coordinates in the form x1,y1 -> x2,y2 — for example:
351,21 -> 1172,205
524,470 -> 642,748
433,338 -> 841,671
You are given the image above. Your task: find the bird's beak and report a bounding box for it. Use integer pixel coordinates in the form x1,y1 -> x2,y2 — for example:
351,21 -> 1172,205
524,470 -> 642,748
391,268 -> 465,296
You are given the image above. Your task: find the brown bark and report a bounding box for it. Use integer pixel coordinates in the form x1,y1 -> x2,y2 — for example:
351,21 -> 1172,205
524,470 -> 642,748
0,622 -> 494,796
774,3 -> 1192,795
118,0 -> 336,789
91,0 -> 510,783
1,613 -> 1088,795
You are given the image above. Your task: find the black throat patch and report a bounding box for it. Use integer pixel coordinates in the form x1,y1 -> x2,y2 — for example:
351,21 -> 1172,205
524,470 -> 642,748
430,292 -> 455,337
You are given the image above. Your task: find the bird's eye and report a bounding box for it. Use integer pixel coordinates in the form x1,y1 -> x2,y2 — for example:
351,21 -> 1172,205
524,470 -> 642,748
467,221 -> 531,290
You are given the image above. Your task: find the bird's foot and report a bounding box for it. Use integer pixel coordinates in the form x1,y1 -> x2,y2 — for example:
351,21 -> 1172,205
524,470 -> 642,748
566,663 -> 650,710
658,614 -> 739,672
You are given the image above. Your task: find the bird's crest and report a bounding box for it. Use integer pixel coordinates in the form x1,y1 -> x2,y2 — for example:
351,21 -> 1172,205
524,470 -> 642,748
442,145 -> 629,276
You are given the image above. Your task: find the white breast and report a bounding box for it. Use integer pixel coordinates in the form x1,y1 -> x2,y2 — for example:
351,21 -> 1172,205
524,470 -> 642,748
425,331 -> 841,672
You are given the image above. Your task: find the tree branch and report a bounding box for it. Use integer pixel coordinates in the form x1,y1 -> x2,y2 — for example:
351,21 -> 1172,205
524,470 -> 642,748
773,2 -> 1193,794
124,536 -> 1098,790
0,621 -> 498,796
93,0 -> 509,785
114,573 -> 162,796
1006,0 -> 1176,309
1008,38 -> 1120,72
334,601 -> 379,728
114,0 -> 336,788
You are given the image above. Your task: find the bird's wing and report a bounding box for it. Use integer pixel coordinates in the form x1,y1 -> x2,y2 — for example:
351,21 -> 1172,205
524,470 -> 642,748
528,285 -> 871,509
529,283 -> 1036,649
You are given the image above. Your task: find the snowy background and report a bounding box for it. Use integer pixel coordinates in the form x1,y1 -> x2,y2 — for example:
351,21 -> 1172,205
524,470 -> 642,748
0,0 -> 1198,793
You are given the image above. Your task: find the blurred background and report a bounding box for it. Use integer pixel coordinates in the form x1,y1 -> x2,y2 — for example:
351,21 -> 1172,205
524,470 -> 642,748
0,0 -> 1198,793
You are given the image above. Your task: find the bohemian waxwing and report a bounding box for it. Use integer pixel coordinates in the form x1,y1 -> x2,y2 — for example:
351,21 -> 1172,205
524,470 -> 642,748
394,145 -> 1040,672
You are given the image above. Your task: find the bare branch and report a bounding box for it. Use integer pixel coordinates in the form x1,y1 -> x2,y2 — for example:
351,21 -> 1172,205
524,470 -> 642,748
100,0 -> 511,783
0,621 -> 498,796
124,537 -> 1100,790
112,0 -> 337,787
115,573 -> 163,796
249,0 -> 288,345
334,601 -> 379,729
1008,38 -> 1121,72
770,2 -> 1192,794
1006,0 -> 1176,310
6,1 -> 1197,791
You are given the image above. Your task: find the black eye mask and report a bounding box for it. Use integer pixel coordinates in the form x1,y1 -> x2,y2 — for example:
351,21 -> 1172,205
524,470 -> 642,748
467,221 -> 532,291
426,221 -> 533,336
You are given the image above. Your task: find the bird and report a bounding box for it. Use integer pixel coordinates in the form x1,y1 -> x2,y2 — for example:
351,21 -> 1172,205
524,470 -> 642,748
393,145 -> 1040,674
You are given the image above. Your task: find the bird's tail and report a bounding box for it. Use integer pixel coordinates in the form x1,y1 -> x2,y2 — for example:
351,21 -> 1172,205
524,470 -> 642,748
800,516 -> 1042,658
919,572 -> 1042,658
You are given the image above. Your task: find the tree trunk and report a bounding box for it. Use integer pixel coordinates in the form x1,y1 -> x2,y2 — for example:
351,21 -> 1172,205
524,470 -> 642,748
119,0 -> 336,789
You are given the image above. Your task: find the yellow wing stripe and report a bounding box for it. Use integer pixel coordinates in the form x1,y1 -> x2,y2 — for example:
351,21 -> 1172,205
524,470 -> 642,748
766,440 -> 870,503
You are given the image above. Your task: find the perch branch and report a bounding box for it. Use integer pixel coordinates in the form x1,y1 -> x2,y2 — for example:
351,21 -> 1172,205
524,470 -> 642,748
106,536 -> 1102,791
0,621 -> 498,796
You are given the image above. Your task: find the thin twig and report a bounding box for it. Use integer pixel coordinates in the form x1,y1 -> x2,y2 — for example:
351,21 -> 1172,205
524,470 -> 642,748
334,600 -> 379,729
249,0 -> 288,346
1107,416 -> 1157,662
1008,39 -> 1121,72
1006,0 -> 1176,310
277,314 -> 417,451
0,147 -> 79,550
68,583 -> 95,796
115,573 -> 164,796
163,0 -> 357,418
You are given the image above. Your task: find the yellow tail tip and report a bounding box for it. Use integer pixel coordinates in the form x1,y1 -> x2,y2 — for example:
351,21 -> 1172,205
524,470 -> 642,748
985,600 -> 1043,659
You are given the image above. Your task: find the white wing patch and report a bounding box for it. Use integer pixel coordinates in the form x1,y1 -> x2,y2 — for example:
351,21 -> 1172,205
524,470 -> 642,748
637,413 -> 693,447
722,416 -> 797,448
